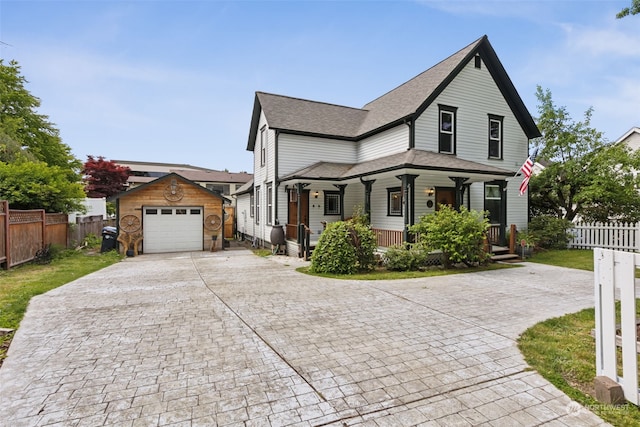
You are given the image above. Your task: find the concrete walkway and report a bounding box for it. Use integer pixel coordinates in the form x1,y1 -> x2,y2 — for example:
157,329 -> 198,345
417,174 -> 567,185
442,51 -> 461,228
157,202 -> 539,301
0,249 -> 609,426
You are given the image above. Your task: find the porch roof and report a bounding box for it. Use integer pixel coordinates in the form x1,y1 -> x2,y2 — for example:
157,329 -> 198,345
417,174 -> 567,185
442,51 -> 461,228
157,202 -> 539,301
279,149 -> 514,183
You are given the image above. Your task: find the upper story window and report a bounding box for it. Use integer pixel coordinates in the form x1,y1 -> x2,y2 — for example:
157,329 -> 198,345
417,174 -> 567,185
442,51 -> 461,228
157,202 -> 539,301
387,187 -> 403,216
324,191 -> 341,216
260,126 -> 266,167
488,115 -> 503,159
438,105 -> 457,154
474,55 -> 482,69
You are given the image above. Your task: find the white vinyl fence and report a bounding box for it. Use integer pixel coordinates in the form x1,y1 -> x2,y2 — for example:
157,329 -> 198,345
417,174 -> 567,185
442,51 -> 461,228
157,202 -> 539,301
570,222 -> 640,252
594,248 -> 640,405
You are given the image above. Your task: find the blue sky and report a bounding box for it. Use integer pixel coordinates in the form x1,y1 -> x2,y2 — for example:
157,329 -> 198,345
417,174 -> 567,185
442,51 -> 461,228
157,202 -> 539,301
1,0 -> 638,173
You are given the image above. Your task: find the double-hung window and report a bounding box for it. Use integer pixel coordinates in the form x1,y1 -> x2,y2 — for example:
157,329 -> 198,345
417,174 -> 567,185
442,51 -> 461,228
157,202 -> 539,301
260,126 -> 266,167
439,105 -> 457,154
488,115 -> 503,159
255,186 -> 261,224
266,183 -> 273,225
387,187 -> 403,216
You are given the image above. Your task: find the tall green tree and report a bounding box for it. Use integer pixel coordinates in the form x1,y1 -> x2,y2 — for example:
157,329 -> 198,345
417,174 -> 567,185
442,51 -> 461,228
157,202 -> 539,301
0,59 -> 80,176
0,59 -> 85,212
530,87 -> 640,222
617,0 -> 640,18
0,161 -> 85,213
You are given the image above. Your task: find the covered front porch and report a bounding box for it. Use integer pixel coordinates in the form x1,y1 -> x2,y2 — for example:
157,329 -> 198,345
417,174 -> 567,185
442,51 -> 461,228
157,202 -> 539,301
277,149 -> 518,258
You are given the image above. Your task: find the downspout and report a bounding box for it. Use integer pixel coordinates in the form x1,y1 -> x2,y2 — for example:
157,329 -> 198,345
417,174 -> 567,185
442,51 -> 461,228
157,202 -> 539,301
405,117 -> 415,150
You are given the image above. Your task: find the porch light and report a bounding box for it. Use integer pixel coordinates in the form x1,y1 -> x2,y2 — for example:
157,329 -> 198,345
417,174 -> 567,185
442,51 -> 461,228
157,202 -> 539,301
426,187 -> 435,197
314,191 -> 319,198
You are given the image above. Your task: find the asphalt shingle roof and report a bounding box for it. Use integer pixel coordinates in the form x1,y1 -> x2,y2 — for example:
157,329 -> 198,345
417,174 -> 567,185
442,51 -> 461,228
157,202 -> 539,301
247,35 -> 540,150
280,149 -> 514,181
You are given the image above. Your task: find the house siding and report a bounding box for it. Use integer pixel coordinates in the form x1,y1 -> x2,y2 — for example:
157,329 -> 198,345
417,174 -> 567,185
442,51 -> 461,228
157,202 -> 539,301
253,111 -> 277,244
236,191 -> 253,239
369,176 -> 407,231
414,57 -> 529,172
357,125 -> 409,162
278,134 -> 357,177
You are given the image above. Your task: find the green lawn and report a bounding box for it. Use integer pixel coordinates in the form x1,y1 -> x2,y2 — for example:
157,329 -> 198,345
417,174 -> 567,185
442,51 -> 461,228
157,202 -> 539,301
529,248 -> 594,271
0,249 -> 122,365
521,249 -> 640,426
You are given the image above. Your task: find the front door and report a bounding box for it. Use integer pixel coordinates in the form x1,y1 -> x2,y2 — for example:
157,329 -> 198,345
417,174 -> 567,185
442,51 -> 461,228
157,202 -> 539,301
287,190 -> 309,240
435,188 -> 455,210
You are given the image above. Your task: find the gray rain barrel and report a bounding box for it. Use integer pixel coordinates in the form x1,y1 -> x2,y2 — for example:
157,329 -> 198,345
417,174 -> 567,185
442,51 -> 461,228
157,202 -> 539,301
270,225 -> 285,245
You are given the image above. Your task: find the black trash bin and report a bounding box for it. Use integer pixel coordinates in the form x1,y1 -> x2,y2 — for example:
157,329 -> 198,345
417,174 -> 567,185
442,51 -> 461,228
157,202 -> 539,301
100,226 -> 118,253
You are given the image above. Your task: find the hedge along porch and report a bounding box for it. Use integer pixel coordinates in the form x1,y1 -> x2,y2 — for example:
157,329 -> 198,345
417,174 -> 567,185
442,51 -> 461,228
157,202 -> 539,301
111,173 -> 230,255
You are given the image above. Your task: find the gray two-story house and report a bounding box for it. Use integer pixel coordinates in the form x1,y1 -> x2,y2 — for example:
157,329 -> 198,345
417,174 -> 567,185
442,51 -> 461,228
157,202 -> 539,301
236,35 -> 540,256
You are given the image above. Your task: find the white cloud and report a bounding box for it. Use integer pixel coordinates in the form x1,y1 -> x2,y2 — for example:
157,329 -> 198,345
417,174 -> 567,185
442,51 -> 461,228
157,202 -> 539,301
560,22 -> 640,58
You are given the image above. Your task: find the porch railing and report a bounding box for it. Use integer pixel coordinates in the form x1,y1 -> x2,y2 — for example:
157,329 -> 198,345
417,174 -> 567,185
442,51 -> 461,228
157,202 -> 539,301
487,224 -> 501,245
372,228 -> 403,247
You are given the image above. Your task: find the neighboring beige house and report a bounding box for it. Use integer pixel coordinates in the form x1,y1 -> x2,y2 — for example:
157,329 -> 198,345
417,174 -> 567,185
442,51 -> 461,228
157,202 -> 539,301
237,35 -> 541,255
113,160 -> 252,197
617,127 -> 640,152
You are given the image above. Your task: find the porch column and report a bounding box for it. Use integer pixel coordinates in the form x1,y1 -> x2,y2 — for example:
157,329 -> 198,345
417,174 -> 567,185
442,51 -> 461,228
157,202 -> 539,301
295,183 -> 308,245
499,180 -> 508,245
396,174 -> 418,243
360,178 -> 376,220
449,177 -> 470,210
333,184 -> 347,221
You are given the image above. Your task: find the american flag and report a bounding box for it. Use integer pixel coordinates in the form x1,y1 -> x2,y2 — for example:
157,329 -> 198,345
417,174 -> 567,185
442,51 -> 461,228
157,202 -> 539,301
518,149 -> 538,196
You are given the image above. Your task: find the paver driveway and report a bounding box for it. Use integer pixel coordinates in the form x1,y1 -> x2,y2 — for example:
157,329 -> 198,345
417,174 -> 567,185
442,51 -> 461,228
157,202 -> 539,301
0,249 -> 608,426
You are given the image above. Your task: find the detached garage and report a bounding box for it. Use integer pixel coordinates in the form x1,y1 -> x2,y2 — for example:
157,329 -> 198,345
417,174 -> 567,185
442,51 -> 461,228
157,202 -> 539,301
112,173 -> 229,255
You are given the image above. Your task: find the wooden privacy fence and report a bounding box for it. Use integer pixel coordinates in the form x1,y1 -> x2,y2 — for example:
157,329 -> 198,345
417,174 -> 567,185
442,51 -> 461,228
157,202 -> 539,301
594,248 -> 640,405
0,200 -> 69,269
69,215 -> 115,247
570,222 -> 639,252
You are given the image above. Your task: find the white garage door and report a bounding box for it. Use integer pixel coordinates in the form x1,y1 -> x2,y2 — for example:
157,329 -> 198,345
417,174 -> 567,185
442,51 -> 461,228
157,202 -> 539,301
143,207 -> 203,253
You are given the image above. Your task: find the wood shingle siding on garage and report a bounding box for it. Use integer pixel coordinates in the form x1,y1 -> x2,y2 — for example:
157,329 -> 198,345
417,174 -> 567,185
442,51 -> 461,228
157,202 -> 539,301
113,173 -> 228,254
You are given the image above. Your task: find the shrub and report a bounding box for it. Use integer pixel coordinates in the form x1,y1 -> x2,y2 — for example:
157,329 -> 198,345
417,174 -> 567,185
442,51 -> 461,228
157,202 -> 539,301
410,205 -> 490,268
310,220 -> 376,275
383,245 -> 428,271
528,216 -> 573,249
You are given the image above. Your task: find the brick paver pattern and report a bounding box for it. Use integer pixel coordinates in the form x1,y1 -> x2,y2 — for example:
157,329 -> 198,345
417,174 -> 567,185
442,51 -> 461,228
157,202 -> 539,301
0,250 -> 609,426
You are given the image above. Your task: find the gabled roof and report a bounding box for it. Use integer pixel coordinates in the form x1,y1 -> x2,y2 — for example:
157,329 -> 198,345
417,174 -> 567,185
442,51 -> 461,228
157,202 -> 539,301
109,172 -> 232,204
615,126 -> 640,144
280,149 -> 514,182
232,178 -> 254,196
247,35 -> 540,151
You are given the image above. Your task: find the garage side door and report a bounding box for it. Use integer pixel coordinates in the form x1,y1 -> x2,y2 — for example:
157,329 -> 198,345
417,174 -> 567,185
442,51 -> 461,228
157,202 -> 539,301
143,207 -> 203,253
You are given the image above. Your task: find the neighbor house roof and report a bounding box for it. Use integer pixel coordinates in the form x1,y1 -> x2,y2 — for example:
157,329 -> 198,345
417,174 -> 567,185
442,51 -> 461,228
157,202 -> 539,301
615,127 -> 640,144
279,149 -> 514,182
247,35 -> 540,151
232,178 -> 254,196
110,172 -> 231,204
170,169 -> 253,183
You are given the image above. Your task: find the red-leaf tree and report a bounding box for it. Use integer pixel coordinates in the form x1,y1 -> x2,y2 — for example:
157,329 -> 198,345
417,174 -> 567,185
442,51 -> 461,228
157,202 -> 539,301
82,155 -> 130,198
